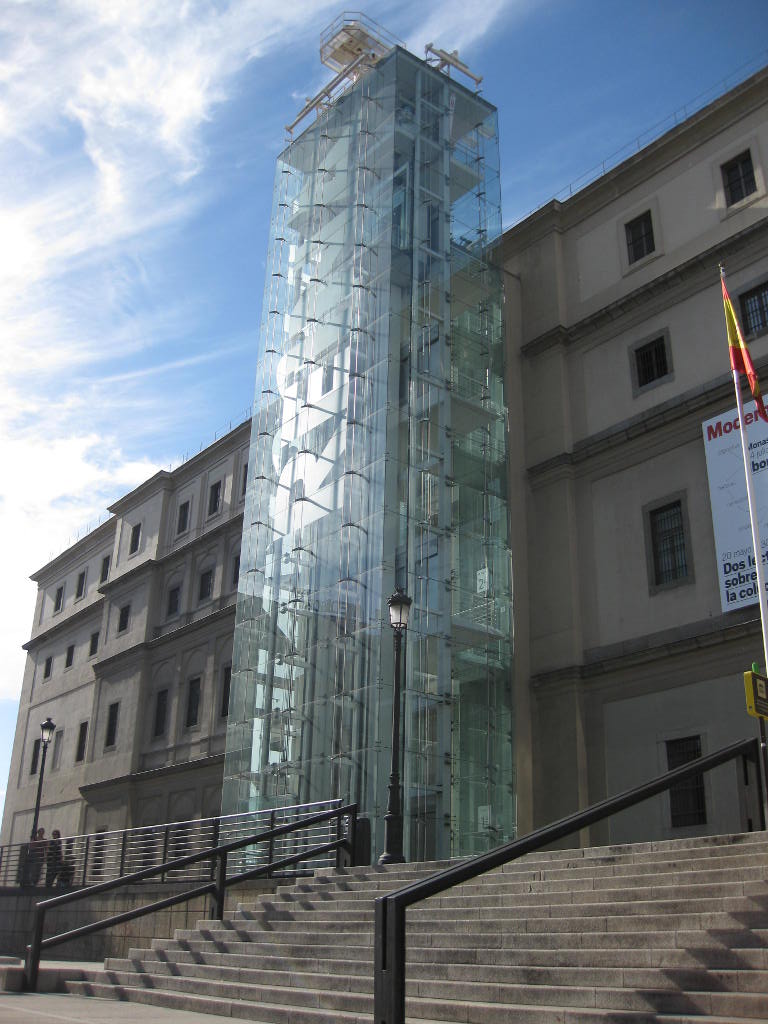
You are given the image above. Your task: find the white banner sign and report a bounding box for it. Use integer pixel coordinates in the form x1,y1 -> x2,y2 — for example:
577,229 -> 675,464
702,401 -> 768,612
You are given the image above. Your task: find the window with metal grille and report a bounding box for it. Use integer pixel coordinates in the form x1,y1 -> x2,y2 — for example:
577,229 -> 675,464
117,603 -> 130,633
105,702 -> 119,748
208,480 -> 222,516
129,522 -> 141,555
100,555 -> 110,583
722,150 -> 756,207
75,721 -> 88,763
666,735 -> 707,827
186,677 -> 201,728
740,281 -> 768,336
89,631 -> 99,656
635,336 -> 669,388
198,569 -> 213,603
625,210 -> 655,264
220,664 -> 231,718
30,739 -> 40,775
650,501 -> 687,585
177,500 -> 190,535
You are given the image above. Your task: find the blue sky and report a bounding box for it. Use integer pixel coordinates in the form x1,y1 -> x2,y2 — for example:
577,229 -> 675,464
1,0 -> 767,824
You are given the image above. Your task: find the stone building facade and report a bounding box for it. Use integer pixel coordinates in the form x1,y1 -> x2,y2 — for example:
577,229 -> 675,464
502,66 -> 768,843
0,421 -> 250,847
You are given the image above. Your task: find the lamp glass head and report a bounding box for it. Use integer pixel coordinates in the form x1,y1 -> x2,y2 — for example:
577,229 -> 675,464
388,587 -> 412,630
40,717 -> 56,744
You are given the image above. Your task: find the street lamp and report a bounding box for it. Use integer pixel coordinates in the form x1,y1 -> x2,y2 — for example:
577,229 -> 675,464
30,717 -> 56,843
379,587 -> 412,865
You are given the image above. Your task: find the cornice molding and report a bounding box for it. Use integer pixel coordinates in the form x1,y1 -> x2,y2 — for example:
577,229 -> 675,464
521,218 -> 768,359
531,610 -> 760,688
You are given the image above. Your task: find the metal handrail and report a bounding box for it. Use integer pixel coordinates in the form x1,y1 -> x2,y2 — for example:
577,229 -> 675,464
373,737 -> 764,1024
25,802 -> 357,992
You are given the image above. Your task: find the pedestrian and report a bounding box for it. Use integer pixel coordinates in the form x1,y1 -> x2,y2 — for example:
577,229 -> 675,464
28,827 -> 46,885
46,829 -> 63,886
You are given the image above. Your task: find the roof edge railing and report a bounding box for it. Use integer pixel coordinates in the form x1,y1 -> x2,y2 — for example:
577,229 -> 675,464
373,736 -> 764,1024
24,802 -> 357,992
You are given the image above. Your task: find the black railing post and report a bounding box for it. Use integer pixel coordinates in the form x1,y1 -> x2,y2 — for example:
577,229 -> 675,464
335,810 -> 343,870
267,810 -> 276,878
118,829 -> 128,877
81,836 -> 90,887
24,903 -> 45,992
160,826 -> 170,882
348,807 -> 357,867
209,819 -> 221,881
374,896 -> 405,1024
215,851 -> 228,920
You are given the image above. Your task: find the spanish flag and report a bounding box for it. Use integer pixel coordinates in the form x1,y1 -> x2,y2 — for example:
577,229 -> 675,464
722,269 -> 768,424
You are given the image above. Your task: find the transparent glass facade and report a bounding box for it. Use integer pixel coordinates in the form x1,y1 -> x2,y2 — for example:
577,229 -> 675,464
223,47 -> 514,861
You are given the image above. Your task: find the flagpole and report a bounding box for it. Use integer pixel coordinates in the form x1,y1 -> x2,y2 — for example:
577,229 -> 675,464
729,318 -> 768,817
731,369 -> 768,668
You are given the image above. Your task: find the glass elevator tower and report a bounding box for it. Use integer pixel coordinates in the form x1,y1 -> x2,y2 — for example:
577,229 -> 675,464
223,18 -> 514,860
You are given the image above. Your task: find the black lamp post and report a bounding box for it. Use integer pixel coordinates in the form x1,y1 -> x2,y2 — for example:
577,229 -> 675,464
30,717 -> 56,842
379,587 -> 412,865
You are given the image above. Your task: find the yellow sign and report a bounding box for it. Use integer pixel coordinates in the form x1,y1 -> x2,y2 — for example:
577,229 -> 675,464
744,670 -> 768,720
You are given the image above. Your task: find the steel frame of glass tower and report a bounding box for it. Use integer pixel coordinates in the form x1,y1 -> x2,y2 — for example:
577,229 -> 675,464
222,41 -> 514,862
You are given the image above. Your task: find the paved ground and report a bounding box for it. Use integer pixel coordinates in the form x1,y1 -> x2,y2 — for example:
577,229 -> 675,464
0,992 -> 227,1024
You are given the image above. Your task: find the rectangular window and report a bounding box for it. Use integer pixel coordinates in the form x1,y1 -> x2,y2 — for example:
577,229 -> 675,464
322,362 -> 334,394
76,570 -> 87,599
100,555 -> 110,583
65,644 -> 74,668
129,522 -> 141,555
75,721 -> 88,763
199,569 -> 213,603
117,603 -> 130,633
241,463 -> 248,498
740,281 -> 768,337
105,702 -> 119,748
177,500 -> 190,535
185,677 -> 201,728
722,150 -> 756,207
51,729 -> 63,771
54,585 -> 64,613
625,210 -> 655,264
167,585 -> 180,618
635,336 -> 669,389
30,738 -> 40,775
89,631 -> 99,656
666,735 -> 707,827
43,655 -> 52,679
231,555 -> 240,589
208,480 -> 222,516
220,664 -> 231,718
649,501 -> 688,586
153,689 -> 168,738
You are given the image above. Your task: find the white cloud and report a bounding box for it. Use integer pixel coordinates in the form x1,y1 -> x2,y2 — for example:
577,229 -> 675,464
0,0 -> 517,708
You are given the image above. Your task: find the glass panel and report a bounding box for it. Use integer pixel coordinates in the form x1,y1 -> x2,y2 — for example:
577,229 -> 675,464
224,48 -> 514,861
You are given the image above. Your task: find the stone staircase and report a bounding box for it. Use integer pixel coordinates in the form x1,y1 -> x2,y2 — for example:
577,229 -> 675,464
64,830 -> 768,1022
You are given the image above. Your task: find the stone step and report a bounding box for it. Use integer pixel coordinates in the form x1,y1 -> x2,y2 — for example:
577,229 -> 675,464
238,883 -> 768,917
66,969 -> 768,1021
130,941 -> 768,972
55,831 -> 768,1022
64,979 -> 749,1024
102,952 -> 768,995
261,868 -> 768,904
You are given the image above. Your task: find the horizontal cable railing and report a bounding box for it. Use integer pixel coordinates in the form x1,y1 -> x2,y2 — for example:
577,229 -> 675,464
0,799 -> 342,890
